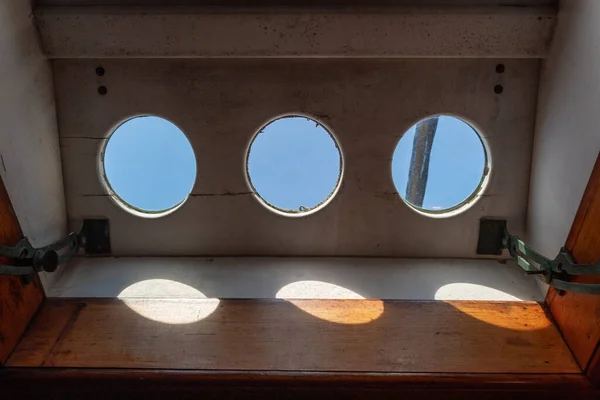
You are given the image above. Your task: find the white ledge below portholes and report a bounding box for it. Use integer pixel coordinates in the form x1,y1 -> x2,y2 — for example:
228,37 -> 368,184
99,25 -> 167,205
48,257 -> 544,301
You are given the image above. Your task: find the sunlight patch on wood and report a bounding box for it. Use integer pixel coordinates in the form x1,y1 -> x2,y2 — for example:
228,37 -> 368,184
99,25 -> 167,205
435,283 -> 522,301
276,281 -> 383,324
118,279 -> 219,324
285,299 -> 384,324
119,298 -> 221,324
447,300 -> 551,331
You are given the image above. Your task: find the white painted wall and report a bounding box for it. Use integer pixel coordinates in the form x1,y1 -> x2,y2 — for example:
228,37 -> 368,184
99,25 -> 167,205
0,0 -> 67,288
56,59 -> 538,257
528,0 -> 600,290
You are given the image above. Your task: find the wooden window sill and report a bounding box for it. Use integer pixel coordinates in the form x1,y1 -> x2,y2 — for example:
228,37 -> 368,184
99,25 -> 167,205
8,298 -> 578,373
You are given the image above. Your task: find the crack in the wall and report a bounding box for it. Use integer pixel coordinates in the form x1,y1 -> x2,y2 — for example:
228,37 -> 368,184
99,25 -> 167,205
62,136 -> 106,140
189,192 -> 253,197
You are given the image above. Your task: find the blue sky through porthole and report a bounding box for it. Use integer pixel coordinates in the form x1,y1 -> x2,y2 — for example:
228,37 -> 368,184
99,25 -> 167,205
103,114 -> 485,216
103,116 -> 196,212
247,116 -> 342,212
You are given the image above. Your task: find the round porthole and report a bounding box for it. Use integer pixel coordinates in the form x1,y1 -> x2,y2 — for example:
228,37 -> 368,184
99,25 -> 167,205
101,116 -> 196,217
391,115 -> 489,216
246,115 -> 343,216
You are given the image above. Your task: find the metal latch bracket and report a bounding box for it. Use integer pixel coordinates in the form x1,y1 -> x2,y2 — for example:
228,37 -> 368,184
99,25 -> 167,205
0,218 -> 111,278
477,218 -> 600,295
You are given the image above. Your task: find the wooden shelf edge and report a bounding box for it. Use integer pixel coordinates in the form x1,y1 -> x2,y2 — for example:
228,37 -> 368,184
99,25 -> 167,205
2,368 -> 596,399
0,368 -> 590,386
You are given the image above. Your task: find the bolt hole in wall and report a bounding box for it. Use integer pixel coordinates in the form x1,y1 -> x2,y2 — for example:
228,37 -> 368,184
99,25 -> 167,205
102,114 -> 489,219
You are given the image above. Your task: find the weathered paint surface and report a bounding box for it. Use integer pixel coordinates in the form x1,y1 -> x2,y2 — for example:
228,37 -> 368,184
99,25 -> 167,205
57,59 -> 538,257
34,7 -> 556,58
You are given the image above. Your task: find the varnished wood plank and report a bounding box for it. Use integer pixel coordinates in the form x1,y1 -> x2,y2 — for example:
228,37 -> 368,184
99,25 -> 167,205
565,153 -> 600,264
0,176 -> 44,364
546,153 -> 600,379
7,301 -> 80,366
8,298 -> 579,373
588,349 -> 600,385
1,369 -> 594,400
